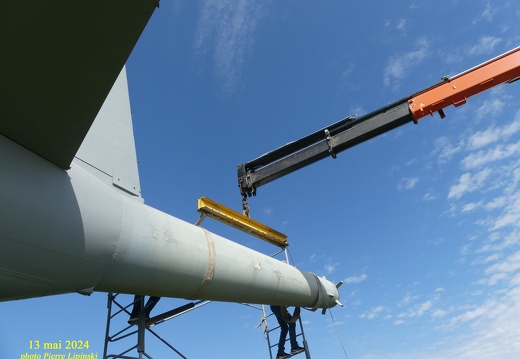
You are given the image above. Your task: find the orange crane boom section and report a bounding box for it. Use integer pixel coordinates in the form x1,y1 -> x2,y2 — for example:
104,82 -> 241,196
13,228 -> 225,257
408,46 -> 520,122
237,46 -> 520,199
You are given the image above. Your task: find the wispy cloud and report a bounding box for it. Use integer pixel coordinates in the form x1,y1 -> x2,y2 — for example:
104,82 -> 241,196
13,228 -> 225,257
398,177 -> 419,191
482,250 -> 520,285
344,273 -> 368,284
423,191 -> 437,201
468,35 -> 502,56
347,3 -> 520,358
392,89 -> 520,354
461,141 -> 520,170
447,115 -> 520,214
384,37 -> 430,87
398,292 -> 419,307
432,136 -> 463,164
324,262 -> 340,274
396,18 -> 407,31
396,300 -> 432,319
473,1 -> 499,24
467,112 -> 520,150
431,308 -> 447,318
194,0 -> 270,92
427,98 -> 520,358
360,305 -> 387,320
448,168 -> 492,199
474,98 -> 506,121
491,193 -> 520,230
384,18 -> 407,32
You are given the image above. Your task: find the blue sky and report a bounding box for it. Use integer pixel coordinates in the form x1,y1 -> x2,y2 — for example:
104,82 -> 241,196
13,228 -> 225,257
3,1 -> 520,358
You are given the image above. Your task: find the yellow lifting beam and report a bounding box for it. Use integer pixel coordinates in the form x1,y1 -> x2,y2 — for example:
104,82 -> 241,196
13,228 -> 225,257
197,197 -> 288,248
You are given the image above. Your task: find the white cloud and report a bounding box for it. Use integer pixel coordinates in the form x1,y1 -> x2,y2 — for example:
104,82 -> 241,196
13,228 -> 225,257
353,7 -> 520,358
474,98 -> 506,121
409,286 -> 520,359
384,18 -> 407,31
432,309 -> 447,318
344,273 -> 368,284
398,292 -> 419,307
461,201 -> 481,212
423,191 -> 437,201
491,193 -> 520,230
481,272 -> 508,286
480,253 -> 501,264
448,168 -> 492,199
415,300 -> 433,316
398,177 -> 419,191
446,302 -> 490,327
398,300 -> 433,320
396,18 -> 407,31
467,195 -> 507,214
476,230 -> 520,255
461,141 -> 520,170
324,262 -> 339,274
468,36 -> 502,56
360,305 -> 386,320
473,1 -> 498,23
339,62 -> 361,92
432,136 -> 463,164
467,114 -> 520,150
384,37 -> 430,86
194,0 -> 270,92
341,62 -> 355,79
444,112 -> 520,235
433,125 -> 520,357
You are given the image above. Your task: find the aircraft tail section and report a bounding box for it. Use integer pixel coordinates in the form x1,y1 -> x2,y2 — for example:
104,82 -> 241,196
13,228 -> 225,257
75,67 -> 142,199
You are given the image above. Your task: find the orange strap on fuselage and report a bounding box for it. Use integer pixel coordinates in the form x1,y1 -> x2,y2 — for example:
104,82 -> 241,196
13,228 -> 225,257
408,46 -> 520,122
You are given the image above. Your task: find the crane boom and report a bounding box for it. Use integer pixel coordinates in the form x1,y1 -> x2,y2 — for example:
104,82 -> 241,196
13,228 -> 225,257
237,46 -> 520,198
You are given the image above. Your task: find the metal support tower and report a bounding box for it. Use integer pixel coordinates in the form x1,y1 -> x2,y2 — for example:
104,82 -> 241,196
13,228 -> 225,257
102,293 -> 211,359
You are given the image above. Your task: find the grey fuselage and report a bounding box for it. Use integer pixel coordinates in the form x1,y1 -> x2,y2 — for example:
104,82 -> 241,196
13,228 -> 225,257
0,134 -> 339,309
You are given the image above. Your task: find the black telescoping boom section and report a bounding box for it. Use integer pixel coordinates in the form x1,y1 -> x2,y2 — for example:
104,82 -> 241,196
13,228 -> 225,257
237,99 -> 413,198
237,46 -> 520,198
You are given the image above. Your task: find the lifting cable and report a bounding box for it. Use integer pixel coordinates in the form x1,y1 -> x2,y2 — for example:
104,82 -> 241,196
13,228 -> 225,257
241,196 -> 250,218
328,307 -> 349,359
286,246 -> 296,266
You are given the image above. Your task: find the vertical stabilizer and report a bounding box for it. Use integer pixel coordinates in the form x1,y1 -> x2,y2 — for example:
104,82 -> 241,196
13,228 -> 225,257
75,67 -> 142,199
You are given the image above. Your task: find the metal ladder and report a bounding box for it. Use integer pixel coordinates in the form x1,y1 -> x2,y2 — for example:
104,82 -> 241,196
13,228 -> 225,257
260,303 -> 311,359
252,245 -> 312,359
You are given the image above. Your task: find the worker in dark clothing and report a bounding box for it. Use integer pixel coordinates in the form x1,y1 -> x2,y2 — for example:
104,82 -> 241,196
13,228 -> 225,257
128,295 -> 161,324
270,305 -> 305,359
